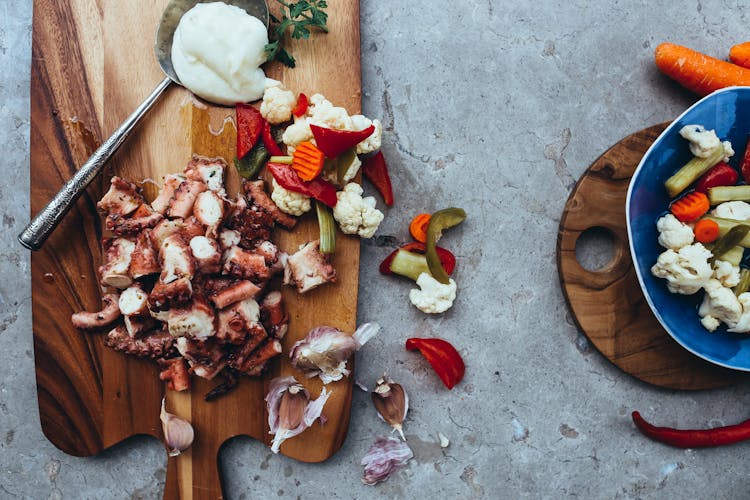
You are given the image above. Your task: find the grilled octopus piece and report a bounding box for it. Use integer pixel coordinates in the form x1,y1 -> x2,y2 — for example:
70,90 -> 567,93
71,293 -> 121,329
243,180 -> 297,229
167,179 -> 207,219
283,240 -> 337,293
129,229 -> 160,279
151,174 -> 185,214
97,176 -> 143,216
184,155 -> 227,194
224,198 -> 274,247
105,325 -> 176,359
99,237 -> 136,289
201,277 -> 262,309
158,357 -> 191,392
260,291 -> 289,339
105,204 -> 163,237
222,245 -> 271,282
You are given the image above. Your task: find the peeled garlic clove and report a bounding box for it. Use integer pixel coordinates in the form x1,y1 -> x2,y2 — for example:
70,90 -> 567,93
266,376 -> 331,453
371,375 -> 408,440
361,436 -> 413,485
160,398 -> 194,457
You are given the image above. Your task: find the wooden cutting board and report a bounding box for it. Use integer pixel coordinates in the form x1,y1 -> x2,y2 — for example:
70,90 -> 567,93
557,123 -> 744,390
30,1 -> 361,498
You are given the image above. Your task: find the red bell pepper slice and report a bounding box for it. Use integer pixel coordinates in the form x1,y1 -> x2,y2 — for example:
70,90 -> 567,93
405,337 -> 465,390
261,120 -> 284,157
741,137 -> 750,183
695,162 -> 738,193
379,242 -> 456,275
236,103 -> 263,159
267,162 -> 338,208
310,123 -> 375,158
362,151 -> 394,206
292,93 -> 309,117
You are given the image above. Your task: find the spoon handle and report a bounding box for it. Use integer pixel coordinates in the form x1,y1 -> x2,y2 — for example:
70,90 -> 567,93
18,76 -> 174,251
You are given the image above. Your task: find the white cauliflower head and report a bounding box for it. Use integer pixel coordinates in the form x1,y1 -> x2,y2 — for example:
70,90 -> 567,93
699,279 -> 743,330
656,213 -> 694,250
282,117 -> 314,148
650,243 -> 713,295
271,178 -> 311,216
729,292 -> 750,333
332,183 -> 384,238
409,273 -> 457,314
307,94 -> 354,130
713,260 -> 741,288
712,201 -> 750,221
351,115 -> 383,154
261,84 -> 296,125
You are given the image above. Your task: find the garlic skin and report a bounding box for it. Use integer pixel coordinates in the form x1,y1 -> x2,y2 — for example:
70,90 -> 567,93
266,376 -> 331,453
160,398 -> 194,457
371,375 -> 409,440
361,436 -> 413,485
290,323 -> 380,384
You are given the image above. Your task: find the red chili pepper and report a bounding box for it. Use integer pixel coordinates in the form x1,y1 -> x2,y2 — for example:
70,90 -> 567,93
631,411 -> 750,448
310,124 -> 375,158
695,162 -> 739,193
236,103 -> 263,159
362,151 -> 394,206
261,120 -> 284,156
741,137 -> 750,183
267,162 -> 338,208
379,242 -> 456,275
292,93 -> 309,117
405,338 -> 465,390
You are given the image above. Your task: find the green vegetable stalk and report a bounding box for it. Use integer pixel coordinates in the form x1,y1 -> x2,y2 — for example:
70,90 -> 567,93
425,208 -> 466,284
734,268 -> 750,296
316,200 -> 335,254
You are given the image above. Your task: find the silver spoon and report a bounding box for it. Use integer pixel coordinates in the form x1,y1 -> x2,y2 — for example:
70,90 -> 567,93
18,0 -> 269,251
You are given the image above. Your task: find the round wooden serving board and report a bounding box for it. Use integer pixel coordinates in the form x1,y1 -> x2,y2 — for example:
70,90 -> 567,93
557,123 -> 743,390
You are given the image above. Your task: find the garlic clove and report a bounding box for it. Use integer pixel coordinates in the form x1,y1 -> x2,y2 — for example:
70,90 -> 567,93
266,376 -> 331,453
160,398 -> 194,457
438,432 -> 450,448
371,375 -> 408,441
278,383 -> 308,430
361,436 -> 413,485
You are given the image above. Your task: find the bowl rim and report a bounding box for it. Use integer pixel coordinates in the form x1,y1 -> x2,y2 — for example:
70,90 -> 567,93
626,86 -> 750,372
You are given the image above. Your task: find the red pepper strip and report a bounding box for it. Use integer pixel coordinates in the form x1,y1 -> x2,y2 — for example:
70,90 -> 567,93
632,411 -> 750,448
379,242 -> 456,275
741,136 -> 750,183
236,103 -> 263,159
292,93 -> 309,117
262,120 -> 284,156
362,151 -> 394,206
406,338 -> 465,390
695,162 -> 739,193
310,124 -> 375,158
267,162 -> 338,208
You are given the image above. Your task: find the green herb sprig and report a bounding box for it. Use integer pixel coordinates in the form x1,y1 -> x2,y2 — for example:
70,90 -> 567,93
265,0 -> 329,68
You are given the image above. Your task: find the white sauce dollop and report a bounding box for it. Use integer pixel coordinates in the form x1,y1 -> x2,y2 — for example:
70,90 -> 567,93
171,2 -> 268,105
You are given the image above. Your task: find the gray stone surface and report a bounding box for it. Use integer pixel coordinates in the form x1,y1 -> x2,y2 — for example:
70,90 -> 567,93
3,0 -> 750,498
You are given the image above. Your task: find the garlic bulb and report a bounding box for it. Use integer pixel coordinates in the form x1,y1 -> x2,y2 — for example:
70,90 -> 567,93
290,323 -> 380,384
361,436 -> 413,485
160,398 -> 194,457
265,376 -> 330,453
371,375 -> 408,440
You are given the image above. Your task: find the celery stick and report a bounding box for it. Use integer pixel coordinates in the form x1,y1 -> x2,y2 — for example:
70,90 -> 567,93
315,200 -> 336,254
269,155 -> 293,164
703,215 -> 750,247
708,185 -> 750,205
664,146 -> 725,198
719,245 -> 744,266
735,268 -> 750,296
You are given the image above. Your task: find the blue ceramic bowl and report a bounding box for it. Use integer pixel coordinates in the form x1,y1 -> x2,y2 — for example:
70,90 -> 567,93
627,86 -> 750,371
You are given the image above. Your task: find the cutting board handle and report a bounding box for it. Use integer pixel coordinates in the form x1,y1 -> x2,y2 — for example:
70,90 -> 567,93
163,445 -> 225,500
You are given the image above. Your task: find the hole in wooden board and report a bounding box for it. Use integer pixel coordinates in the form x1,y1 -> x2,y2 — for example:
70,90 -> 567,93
575,226 -> 616,272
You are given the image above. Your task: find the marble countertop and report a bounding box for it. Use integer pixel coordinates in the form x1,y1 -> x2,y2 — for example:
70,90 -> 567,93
3,1 -> 750,498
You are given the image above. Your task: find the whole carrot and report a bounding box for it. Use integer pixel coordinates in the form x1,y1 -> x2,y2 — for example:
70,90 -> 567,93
654,42 -> 750,95
729,42 -> 750,69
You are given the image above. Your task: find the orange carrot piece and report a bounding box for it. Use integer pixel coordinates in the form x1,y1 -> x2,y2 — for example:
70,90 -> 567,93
409,213 -> 431,243
729,42 -> 750,69
654,43 -> 750,96
694,219 -> 720,244
292,141 -> 325,181
670,191 -> 710,222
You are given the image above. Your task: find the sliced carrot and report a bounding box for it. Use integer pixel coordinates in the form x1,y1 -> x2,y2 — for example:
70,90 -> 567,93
694,219 -> 720,244
292,141 -> 325,181
654,43 -> 750,96
670,191 -> 710,222
730,42 -> 750,69
409,213 -> 431,243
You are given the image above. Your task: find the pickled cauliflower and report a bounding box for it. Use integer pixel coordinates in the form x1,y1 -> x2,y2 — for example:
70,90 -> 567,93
650,243 -> 713,295
698,279 -> 743,331
713,260 -> 741,288
332,183 -> 384,238
729,293 -> 750,333
351,115 -> 382,154
656,213 -> 694,250
261,80 -> 296,124
409,273 -> 457,314
271,178 -> 311,216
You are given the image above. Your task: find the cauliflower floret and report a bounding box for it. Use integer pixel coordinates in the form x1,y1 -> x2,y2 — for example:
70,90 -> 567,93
656,214 -> 694,250
713,201 -> 750,221
308,94 -> 354,130
678,124 -> 734,161
701,315 -> 721,332
261,83 -> 296,124
332,183 -> 384,238
409,272 -> 457,314
713,260 -> 741,288
699,279 -> 743,330
729,292 -> 750,333
351,115 -> 383,154
271,178 -> 311,216
650,243 -> 713,294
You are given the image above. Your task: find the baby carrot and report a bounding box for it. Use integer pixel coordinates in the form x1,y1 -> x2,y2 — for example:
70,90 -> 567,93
670,191 -> 710,223
654,43 -> 750,96
292,141 -> 325,181
694,219 -> 720,244
409,213 -> 431,243
729,42 -> 750,69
